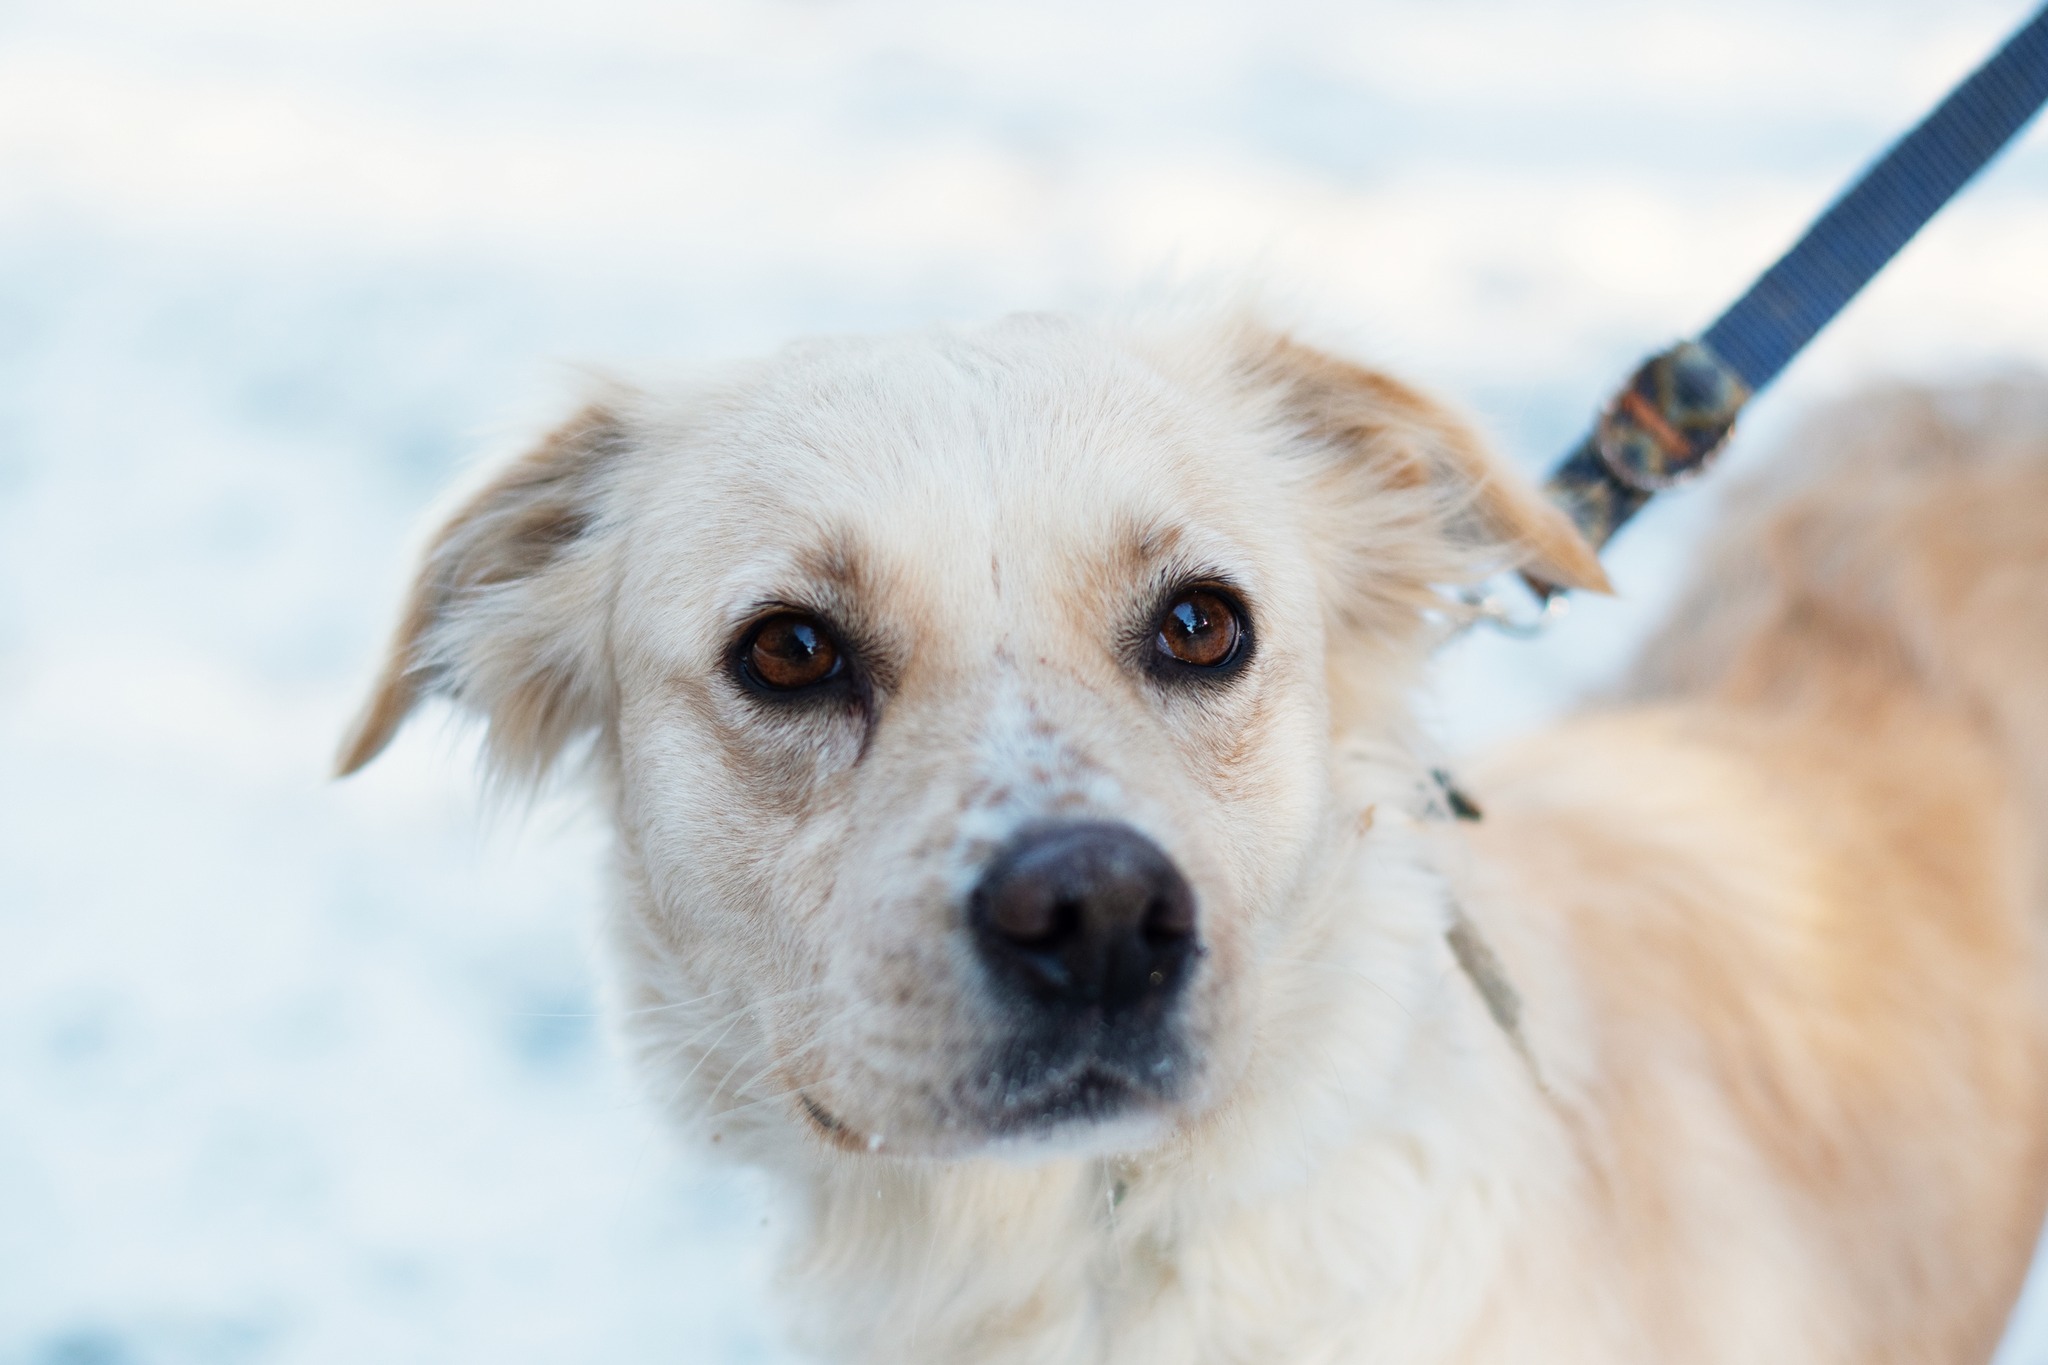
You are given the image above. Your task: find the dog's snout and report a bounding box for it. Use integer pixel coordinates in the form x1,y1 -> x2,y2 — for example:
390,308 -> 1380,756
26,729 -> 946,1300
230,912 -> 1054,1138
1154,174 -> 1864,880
969,823 -> 1197,1015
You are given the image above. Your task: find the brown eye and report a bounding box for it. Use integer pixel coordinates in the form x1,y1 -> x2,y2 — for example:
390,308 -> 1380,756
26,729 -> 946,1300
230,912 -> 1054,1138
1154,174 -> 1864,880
1154,588 -> 1245,670
743,614 -> 843,691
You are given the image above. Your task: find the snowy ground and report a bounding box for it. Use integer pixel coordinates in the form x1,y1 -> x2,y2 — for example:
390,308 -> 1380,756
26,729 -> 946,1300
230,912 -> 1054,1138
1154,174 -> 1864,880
5,1 -> 2048,1360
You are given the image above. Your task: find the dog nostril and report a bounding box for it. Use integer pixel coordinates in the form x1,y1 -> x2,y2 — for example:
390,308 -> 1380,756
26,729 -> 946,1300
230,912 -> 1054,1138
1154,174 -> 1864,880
1052,899 -> 1084,945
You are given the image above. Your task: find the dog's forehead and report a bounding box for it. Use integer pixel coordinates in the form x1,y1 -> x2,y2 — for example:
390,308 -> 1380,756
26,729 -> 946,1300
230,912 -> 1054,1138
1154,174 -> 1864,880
621,320 -> 1282,632
710,322 -> 1247,509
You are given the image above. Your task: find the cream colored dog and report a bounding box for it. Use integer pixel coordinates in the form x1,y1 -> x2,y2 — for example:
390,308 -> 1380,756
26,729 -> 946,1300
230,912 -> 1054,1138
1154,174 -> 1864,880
340,308 -> 2048,1364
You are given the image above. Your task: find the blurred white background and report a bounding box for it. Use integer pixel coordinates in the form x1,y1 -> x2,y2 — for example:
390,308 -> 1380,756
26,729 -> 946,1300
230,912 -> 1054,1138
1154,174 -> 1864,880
4,1 -> 2048,1361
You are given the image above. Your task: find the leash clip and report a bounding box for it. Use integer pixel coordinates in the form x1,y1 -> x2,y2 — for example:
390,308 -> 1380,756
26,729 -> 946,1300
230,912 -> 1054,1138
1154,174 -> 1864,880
1592,339 -> 1750,493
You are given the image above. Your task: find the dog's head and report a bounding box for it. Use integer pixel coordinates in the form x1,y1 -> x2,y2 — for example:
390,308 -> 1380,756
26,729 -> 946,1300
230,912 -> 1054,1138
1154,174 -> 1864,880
340,311 -> 1601,1160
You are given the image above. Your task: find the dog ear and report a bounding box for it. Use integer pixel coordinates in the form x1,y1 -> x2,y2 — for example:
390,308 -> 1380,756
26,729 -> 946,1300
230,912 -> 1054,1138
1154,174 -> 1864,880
335,399 -> 631,781
1252,333 -> 1610,598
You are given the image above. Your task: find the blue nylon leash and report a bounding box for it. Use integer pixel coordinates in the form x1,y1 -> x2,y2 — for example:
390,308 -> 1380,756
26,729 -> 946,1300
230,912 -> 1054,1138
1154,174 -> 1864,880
1532,2 -> 2048,597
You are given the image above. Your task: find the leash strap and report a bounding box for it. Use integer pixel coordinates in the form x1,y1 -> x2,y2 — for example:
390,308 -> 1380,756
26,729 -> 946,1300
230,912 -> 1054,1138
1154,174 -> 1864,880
1538,3 -> 2048,579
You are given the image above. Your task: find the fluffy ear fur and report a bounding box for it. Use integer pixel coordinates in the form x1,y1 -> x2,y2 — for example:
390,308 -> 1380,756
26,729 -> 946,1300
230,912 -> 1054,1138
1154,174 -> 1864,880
335,400 -> 631,781
1253,333 -> 1610,599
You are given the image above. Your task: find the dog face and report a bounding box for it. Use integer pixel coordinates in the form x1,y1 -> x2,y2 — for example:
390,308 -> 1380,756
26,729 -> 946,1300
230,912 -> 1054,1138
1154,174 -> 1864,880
339,311 -> 1602,1160
603,322 -> 1337,1157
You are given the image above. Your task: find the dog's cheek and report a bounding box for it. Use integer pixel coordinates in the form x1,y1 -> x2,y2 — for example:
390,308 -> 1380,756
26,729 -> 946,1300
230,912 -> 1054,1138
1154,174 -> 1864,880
788,885 -> 990,1149
611,691 -> 843,986
1161,667 -> 1328,916
612,739 -> 888,1129
1161,681 -> 1330,1097
677,664 -> 871,808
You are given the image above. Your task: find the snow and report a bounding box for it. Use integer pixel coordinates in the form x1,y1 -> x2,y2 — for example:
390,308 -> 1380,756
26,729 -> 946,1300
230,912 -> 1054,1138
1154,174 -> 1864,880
4,0 -> 2048,1359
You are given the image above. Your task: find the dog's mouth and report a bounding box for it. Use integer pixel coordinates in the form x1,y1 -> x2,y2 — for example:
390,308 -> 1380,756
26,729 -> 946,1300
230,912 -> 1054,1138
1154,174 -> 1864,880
795,1029 -> 1191,1155
800,1092 -> 848,1137
957,1023 -> 1190,1143
797,1091 -> 892,1154
974,1062 -> 1154,1136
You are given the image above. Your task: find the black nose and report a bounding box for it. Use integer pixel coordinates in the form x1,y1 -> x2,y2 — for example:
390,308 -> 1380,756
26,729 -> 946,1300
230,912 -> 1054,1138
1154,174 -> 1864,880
968,823 -> 1198,1017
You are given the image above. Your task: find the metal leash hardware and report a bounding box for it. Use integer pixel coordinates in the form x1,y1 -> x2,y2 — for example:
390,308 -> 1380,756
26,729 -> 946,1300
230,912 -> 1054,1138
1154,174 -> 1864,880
1498,2 -> 2048,620
1525,337 -> 1751,604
